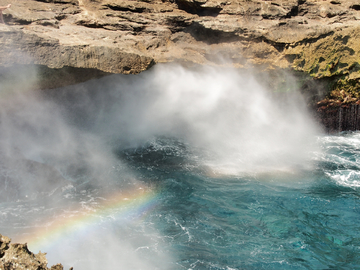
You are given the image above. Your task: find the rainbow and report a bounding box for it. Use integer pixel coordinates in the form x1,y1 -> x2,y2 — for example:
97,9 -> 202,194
18,186 -> 160,253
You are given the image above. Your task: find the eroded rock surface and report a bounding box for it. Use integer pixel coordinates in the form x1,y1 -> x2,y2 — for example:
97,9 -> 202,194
0,0 -> 359,97
0,234 -> 68,270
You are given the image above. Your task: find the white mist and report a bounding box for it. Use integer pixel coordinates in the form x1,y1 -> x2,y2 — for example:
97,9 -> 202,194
0,63 -> 321,269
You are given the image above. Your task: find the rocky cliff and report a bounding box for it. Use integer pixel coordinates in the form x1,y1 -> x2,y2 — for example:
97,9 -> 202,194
0,234 -> 68,270
0,0 -> 359,99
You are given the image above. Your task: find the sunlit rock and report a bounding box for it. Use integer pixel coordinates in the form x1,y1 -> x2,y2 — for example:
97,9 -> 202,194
0,233 -> 69,270
0,0 -> 358,94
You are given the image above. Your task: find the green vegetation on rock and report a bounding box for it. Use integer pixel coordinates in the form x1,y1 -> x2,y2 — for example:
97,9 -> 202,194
285,26 -> 360,103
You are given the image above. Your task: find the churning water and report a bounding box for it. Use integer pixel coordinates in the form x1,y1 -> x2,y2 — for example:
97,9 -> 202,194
0,64 -> 359,269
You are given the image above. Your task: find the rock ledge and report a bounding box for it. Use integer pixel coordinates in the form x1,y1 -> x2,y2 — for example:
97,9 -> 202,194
0,0 -> 360,97
0,234 -> 70,270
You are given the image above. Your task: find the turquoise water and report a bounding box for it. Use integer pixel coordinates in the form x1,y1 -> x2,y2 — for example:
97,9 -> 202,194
118,134 -> 360,270
0,66 -> 359,269
2,132 -> 360,269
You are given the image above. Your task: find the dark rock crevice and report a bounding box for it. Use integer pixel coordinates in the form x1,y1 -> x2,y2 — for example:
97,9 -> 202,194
260,37 -> 287,53
184,22 -> 241,44
166,15 -> 193,32
34,0 -> 78,4
350,4 -> 360,11
175,0 -> 222,16
37,65 -> 111,89
105,4 -> 148,13
289,31 -> 335,48
5,14 -> 33,25
285,5 -> 299,18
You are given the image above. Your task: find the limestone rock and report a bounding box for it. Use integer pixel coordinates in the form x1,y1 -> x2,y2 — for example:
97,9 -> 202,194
0,234 -> 68,270
0,0 -> 359,96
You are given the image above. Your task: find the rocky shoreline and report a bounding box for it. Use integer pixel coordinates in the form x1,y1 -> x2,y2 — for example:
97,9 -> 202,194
0,1 -> 359,267
0,0 -> 359,132
0,234 -> 70,270
0,0 -> 359,101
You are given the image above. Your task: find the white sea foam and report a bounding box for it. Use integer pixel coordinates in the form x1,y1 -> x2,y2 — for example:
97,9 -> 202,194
316,132 -> 360,188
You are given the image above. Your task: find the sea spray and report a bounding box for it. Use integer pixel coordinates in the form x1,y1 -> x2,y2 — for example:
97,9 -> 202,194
49,64 -> 321,174
16,186 -> 171,270
0,63 -> 324,269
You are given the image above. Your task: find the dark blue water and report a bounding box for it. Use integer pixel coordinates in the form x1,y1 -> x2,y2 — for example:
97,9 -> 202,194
116,133 -> 360,270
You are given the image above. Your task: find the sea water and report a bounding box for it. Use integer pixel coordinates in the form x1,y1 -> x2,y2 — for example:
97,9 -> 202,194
0,133 -> 359,269
0,65 -> 359,269
118,134 -> 360,270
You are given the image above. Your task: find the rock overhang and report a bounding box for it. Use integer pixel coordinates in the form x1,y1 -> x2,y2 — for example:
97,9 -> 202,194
0,0 -> 359,100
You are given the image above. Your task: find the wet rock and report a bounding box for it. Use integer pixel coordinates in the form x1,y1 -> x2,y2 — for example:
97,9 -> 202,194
315,103 -> 360,133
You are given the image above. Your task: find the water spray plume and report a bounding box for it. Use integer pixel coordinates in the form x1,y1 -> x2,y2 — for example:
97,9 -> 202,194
0,63 -> 322,269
